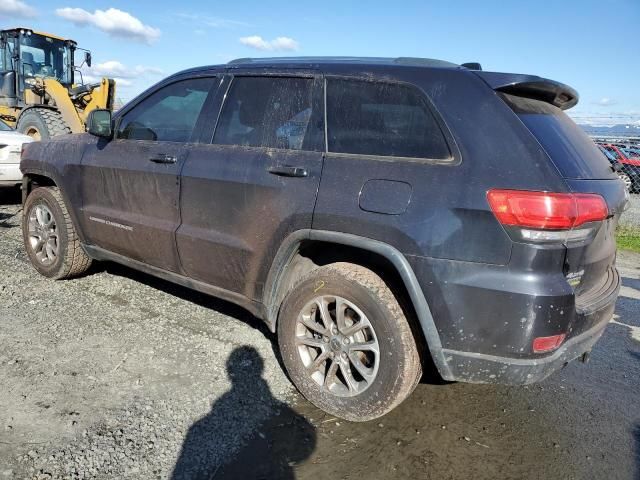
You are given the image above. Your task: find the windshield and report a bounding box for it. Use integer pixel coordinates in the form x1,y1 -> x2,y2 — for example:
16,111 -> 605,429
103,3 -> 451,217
0,119 -> 12,131
20,33 -> 72,84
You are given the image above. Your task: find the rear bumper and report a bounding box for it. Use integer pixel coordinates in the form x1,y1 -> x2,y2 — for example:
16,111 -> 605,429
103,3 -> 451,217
440,276 -> 618,384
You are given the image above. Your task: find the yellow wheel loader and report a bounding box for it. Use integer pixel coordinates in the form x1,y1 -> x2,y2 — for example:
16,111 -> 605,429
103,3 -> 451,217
0,28 -> 115,139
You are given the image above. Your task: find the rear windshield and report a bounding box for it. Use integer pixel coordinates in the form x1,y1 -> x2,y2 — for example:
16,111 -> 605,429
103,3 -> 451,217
501,93 -> 615,180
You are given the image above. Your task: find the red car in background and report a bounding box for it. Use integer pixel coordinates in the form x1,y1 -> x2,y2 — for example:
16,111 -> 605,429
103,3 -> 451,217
600,143 -> 640,166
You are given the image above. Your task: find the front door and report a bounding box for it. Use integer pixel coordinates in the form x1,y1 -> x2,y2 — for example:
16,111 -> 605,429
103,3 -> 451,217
78,76 -> 218,272
177,74 -> 325,301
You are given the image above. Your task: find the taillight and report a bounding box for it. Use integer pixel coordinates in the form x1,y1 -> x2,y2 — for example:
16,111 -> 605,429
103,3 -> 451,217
487,189 -> 608,243
533,334 -> 566,353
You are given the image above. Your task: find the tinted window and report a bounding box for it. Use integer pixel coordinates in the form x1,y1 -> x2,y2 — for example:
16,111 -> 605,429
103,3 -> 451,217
326,79 -> 450,159
501,93 -> 615,180
214,76 -> 320,151
117,77 -> 215,142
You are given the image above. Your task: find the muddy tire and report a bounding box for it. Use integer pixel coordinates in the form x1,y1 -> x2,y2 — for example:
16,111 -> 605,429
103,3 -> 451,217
277,262 -> 422,422
22,187 -> 92,279
16,108 -> 71,140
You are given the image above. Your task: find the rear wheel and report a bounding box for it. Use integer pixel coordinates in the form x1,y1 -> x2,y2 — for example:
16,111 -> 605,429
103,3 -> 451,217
277,262 -> 422,422
16,108 -> 71,140
617,172 -> 632,192
22,187 -> 92,279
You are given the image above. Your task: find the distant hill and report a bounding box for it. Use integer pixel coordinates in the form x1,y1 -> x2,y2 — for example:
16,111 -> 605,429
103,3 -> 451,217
578,123 -> 640,138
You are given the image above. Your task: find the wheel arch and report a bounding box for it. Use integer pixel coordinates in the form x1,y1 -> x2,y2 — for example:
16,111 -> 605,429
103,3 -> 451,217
263,229 -> 454,381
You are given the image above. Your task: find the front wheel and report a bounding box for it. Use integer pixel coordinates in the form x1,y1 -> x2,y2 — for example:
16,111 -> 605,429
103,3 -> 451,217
22,187 -> 92,279
277,262 -> 422,422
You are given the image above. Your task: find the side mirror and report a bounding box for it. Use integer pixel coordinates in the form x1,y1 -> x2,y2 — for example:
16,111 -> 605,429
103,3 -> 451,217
87,109 -> 112,138
85,51 -> 92,68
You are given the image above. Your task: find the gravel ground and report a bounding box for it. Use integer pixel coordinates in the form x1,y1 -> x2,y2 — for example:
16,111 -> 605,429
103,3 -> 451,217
0,192 -> 294,479
620,194 -> 640,228
1,187 -> 639,480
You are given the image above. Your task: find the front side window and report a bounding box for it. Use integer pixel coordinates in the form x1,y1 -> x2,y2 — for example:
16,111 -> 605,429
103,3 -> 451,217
117,77 -> 215,142
214,76 -> 320,151
326,78 -> 451,159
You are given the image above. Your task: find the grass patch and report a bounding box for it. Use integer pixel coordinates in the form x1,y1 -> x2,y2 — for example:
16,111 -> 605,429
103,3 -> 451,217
616,225 -> 640,253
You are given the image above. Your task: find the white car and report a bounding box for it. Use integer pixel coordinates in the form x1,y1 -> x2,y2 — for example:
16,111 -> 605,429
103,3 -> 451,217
0,120 -> 33,187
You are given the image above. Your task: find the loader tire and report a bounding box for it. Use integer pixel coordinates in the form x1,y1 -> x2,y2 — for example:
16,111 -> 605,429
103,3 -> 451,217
17,108 -> 72,140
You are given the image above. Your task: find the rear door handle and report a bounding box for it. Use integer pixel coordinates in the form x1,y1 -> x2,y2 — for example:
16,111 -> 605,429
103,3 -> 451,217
267,165 -> 308,178
149,154 -> 177,164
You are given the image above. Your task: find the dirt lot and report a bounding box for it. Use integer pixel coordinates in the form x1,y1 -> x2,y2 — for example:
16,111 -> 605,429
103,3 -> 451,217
1,188 -> 639,480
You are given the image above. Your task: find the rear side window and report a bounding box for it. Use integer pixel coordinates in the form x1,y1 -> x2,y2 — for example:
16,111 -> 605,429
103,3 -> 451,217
117,77 -> 215,142
214,76 -> 321,151
326,79 -> 450,160
500,93 -> 615,180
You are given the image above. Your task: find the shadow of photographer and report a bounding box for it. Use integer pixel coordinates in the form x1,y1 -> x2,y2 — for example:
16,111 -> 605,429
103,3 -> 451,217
171,346 -> 316,479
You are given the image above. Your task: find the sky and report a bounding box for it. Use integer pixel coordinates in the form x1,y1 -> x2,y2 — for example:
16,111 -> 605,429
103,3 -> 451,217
0,0 -> 638,126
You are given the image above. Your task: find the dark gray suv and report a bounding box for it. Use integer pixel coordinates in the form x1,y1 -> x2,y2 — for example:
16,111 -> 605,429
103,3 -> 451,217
20,57 -> 626,421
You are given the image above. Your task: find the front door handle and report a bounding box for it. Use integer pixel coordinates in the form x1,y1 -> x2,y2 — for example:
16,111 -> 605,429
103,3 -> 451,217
149,154 -> 177,164
267,165 -> 308,178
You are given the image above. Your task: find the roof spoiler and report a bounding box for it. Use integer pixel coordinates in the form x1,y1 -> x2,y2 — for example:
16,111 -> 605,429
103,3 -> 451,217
473,71 -> 579,110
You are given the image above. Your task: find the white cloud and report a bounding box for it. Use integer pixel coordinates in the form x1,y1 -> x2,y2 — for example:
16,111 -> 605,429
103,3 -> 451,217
55,7 -> 160,44
80,60 -> 162,89
593,97 -> 617,107
239,35 -> 299,51
0,0 -> 37,17
87,61 -> 163,79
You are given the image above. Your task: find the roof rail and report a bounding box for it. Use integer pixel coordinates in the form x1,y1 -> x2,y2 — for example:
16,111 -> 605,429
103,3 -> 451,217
227,56 -> 460,68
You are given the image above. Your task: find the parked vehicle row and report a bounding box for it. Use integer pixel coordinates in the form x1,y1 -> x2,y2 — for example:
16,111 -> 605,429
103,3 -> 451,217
19,57 -> 625,421
597,142 -> 640,193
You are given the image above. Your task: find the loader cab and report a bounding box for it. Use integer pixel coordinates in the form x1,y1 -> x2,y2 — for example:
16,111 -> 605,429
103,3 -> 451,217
0,28 -> 76,107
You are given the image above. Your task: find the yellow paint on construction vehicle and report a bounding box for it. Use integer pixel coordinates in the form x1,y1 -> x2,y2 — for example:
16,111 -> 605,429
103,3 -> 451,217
41,79 -> 84,133
0,27 -> 116,136
80,79 -> 116,124
32,31 -> 69,42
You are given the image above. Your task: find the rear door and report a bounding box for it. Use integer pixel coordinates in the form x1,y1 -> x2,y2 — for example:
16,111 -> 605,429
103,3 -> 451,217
176,73 -> 325,301
79,76 -> 218,272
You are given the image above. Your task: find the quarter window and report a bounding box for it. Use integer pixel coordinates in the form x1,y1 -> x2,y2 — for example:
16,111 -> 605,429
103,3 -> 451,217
326,79 -> 450,159
117,77 -> 215,142
214,76 -> 320,151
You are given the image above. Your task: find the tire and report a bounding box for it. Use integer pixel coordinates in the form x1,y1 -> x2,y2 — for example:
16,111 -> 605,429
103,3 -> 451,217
22,187 -> 92,279
617,173 -> 632,192
16,108 -> 71,140
277,262 -> 422,422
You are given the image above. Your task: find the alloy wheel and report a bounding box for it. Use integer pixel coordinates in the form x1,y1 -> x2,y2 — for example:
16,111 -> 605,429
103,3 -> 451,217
27,203 -> 58,266
295,295 -> 380,397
